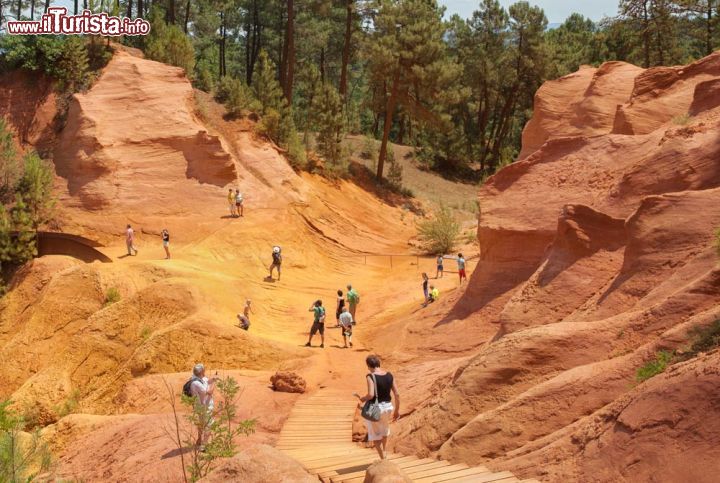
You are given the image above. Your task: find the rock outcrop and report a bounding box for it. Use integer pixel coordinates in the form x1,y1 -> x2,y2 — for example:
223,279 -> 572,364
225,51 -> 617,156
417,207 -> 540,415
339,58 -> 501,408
270,371 -> 307,394
383,50 -> 720,482
200,444 -> 317,483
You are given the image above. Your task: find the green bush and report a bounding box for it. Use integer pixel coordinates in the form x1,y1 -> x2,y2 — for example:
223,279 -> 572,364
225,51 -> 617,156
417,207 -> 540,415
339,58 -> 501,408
224,79 -> 260,118
417,205 -> 461,254
0,35 -> 94,93
636,350 -> 673,383
386,147 -> 404,189
0,400 -> 52,481
0,118 -> 18,204
715,227 -> 720,257
104,287 -> 121,306
145,11 -> 195,75
685,319 -> 720,357
672,113 -> 691,126
360,137 -> 378,162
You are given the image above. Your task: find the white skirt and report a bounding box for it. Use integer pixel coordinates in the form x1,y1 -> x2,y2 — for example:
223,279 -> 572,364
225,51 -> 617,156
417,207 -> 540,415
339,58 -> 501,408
365,402 -> 394,441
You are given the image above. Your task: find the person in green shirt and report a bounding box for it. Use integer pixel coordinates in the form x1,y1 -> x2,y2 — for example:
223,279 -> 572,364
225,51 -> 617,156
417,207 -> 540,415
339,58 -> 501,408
305,300 -> 326,348
346,284 -> 360,323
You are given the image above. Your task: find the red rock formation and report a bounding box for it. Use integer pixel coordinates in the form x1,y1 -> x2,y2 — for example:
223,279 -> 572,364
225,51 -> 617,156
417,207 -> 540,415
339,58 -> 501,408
384,51 -> 720,482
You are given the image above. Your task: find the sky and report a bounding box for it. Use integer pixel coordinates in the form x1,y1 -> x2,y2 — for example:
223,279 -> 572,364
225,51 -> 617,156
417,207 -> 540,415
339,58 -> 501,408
441,0 -> 619,23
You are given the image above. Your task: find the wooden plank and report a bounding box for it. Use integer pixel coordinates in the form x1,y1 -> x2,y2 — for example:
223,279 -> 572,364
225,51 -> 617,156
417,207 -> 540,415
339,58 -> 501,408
413,467 -> 492,483
286,448 -> 366,460
449,472 -> 518,482
304,452 -> 391,471
405,463 -> 470,480
291,450 -> 376,464
319,455 -> 417,479
332,459 -> 447,482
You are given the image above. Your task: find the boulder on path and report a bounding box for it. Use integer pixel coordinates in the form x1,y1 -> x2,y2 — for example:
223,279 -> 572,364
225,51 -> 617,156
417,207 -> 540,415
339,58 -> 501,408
363,460 -> 412,483
270,371 -> 306,393
199,444 -> 316,483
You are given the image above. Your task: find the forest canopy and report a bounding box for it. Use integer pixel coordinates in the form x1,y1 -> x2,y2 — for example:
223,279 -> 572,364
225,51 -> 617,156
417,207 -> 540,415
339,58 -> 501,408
1,0 -> 719,181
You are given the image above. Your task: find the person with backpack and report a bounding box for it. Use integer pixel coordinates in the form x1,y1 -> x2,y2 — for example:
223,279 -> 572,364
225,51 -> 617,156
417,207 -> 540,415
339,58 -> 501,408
346,284 -> 359,323
305,299 -> 326,348
353,354 -> 400,460
183,364 -> 217,449
235,189 -> 244,217
269,246 -> 282,281
227,188 -> 236,217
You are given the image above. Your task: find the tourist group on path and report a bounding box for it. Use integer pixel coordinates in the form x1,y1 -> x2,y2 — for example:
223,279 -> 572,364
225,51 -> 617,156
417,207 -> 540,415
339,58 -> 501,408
305,284 -> 360,349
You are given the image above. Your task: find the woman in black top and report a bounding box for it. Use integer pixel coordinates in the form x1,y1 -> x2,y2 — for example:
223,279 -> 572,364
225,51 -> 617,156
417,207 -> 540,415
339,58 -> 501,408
335,289 -> 345,327
354,354 -> 400,460
161,229 -> 170,259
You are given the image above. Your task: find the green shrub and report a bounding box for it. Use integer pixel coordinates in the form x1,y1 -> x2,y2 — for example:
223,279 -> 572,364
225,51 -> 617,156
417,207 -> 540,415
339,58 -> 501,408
314,83 -> 346,168
145,11 -> 195,75
258,108 -> 282,142
417,205 -> 461,254
685,319 -> 720,357
225,79 -> 260,118
361,137 -> 379,162
0,119 -> 18,204
386,147 -> 403,189
139,325 -> 152,341
54,389 -> 80,418
0,400 -> 52,481
636,350 -> 673,383
715,227 -> 720,257
104,287 -> 121,306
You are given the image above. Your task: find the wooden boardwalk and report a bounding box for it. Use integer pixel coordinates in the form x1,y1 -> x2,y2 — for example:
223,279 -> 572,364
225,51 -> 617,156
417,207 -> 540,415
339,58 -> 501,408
277,390 -> 539,483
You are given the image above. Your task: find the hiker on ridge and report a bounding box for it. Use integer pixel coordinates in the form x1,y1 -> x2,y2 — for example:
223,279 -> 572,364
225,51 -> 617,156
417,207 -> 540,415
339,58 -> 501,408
305,299 -> 326,348
125,224 -> 138,256
185,363 -> 217,450
161,228 -> 170,259
354,354 -> 400,460
346,284 -> 359,323
269,246 -> 282,281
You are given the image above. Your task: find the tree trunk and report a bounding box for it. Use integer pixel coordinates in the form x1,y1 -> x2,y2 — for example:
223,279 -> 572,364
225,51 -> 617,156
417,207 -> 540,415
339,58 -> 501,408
166,0 -> 175,24
137,0 -> 143,17
320,48 -> 325,84
30,0 -> 34,21
44,0 -> 50,13
126,0 -> 132,17
377,73 -> 400,179
707,2 -> 713,56
397,115 -> 405,145
83,0 -> 88,11
339,0 -> 353,102
183,0 -> 190,33
278,6 -> 286,89
16,0 -> 20,21
219,12 -> 226,78
642,1 -> 650,67
283,0 -> 295,103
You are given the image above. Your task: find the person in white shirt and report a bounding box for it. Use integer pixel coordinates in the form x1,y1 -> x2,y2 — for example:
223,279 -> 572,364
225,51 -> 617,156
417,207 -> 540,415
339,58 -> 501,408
125,224 -> 138,256
189,363 -> 216,448
339,307 -> 354,348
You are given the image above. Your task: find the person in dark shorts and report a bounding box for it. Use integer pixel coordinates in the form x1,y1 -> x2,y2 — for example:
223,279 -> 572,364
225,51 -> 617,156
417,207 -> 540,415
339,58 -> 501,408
435,255 -> 444,278
353,354 -> 400,460
335,289 -> 345,327
161,228 -> 170,259
305,299 -> 325,348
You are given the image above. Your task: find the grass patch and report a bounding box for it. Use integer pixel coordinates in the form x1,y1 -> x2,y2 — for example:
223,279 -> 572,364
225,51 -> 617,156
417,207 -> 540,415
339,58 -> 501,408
672,113 -> 691,126
139,325 -> 152,341
715,227 -> 720,257
104,287 -> 120,306
681,319 -> 720,359
54,389 -> 80,418
636,350 -> 673,383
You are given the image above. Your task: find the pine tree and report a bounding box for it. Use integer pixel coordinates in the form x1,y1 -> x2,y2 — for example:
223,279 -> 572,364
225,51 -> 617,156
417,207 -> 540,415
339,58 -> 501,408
9,196 -> 37,264
15,152 -> 55,230
314,82 -> 346,167
0,119 -> 18,204
366,0 -> 458,179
